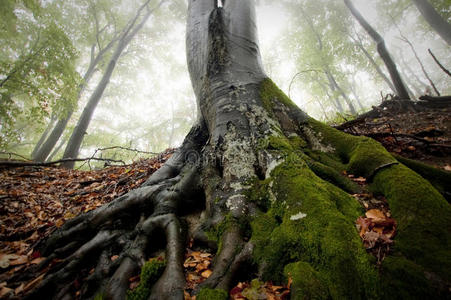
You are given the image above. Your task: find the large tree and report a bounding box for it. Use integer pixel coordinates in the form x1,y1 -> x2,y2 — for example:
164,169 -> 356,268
24,1 -> 451,299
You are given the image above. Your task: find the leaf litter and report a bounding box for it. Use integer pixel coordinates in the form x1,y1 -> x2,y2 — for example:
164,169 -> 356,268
347,172 -> 397,264
0,149 -> 174,299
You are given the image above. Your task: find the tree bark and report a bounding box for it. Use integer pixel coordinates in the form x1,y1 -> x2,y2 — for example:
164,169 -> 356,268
412,0 -> 451,46
32,111 -> 73,162
61,0 -> 160,169
351,34 -> 397,94
22,1 -> 451,299
31,113 -> 56,159
344,0 -> 410,100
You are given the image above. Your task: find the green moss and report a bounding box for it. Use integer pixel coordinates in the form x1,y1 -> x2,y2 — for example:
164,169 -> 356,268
393,154 -> 451,202
259,78 -> 296,114
250,157 -> 378,299
372,164 -> 451,281
288,135 -> 308,149
308,161 -> 359,194
307,119 -> 396,178
126,259 -> 166,300
380,256 -> 436,299
93,293 -> 104,300
284,262 -> 329,300
268,135 -> 293,151
197,288 -> 228,300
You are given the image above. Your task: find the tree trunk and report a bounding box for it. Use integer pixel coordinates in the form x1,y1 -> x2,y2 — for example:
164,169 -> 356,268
32,111 -> 73,162
352,34 -> 397,94
344,0 -> 410,100
412,0 -> 451,46
325,69 -> 357,115
61,0 -> 159,169
31,113 -> 57,159
24,1 -> 451,299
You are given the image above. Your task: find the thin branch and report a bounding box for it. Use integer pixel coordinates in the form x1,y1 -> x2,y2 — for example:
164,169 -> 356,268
0,157 -> 126,168
0,151 -> 31,161
428,49 -> 451,77
96,146 -> 158,155
288,69 -> 322,98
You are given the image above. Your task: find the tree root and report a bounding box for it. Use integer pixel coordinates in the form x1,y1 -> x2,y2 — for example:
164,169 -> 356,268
20,123 -> 208,300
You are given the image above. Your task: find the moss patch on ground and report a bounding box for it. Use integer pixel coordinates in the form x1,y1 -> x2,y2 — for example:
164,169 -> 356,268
126,259 -> 166,300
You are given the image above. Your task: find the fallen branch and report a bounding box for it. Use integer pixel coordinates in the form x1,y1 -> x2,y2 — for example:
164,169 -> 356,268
0,151 -> 31,161
96,146 -> 159,155
0,157 -> 126,168
428,49 -> 451,77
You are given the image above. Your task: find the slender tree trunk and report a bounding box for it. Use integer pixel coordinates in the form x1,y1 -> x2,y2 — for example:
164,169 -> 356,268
317,79 -> 344,113
61,0 -> 160,169
31,113 -> 57,158
32,111 -> 73,162
412,0 -> 451,46
46,135 -> 68,162
352,35 -> 397,94
344,0 -> 410,100
32,44 -> 105,162
325,69 -> 357,115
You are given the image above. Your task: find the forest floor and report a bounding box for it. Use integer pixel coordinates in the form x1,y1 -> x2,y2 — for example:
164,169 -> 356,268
0,100 -> 449,299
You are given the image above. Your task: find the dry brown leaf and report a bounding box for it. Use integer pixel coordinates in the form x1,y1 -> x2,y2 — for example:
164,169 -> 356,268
14,283 -> 24,295
0,286 -> 13,298
30,257 -> 46,265
201,269 -> 212,278
110,255 -> 119,261
10,255 -> 28,266
0,253 -> 19,268
365,209 -> 386,221
23,273 -> 45,293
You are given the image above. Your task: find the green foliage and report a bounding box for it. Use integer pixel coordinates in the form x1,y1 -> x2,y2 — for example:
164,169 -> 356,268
0,1 -> 79,148
126,259 -> 166,300
197,288 -> 228,300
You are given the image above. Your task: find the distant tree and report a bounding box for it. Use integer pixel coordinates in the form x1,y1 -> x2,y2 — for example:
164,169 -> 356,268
344,0 -> 411,100
60,0 -> 163,169
32,0 -> 138,162
412,0 -> 451,45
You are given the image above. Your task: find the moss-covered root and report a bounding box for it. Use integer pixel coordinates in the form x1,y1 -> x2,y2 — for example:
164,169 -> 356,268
284,262 -> 329,300
393,154 -> 451,202
126,259 -> 166,300
251,159 -> 379,299
372,164 -> 451,284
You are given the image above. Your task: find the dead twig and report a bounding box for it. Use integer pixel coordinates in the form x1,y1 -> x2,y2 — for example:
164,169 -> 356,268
0,157 -> 126,168
428,49 -> 451,77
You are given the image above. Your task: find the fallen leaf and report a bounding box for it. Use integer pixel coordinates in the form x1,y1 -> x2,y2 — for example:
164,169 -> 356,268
201,269 -> 212,278
111,255 -> 119,261
23,273 -> 45,293
10,255 -> 28,266
0,254 -> 19,268
30,257 -> 46,265
365,209 -> 386,222
14,283 -> 24,295
0,286 -> 13,298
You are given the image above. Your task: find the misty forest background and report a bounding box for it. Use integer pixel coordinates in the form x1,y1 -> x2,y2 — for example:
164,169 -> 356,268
1,0 -> 450,168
